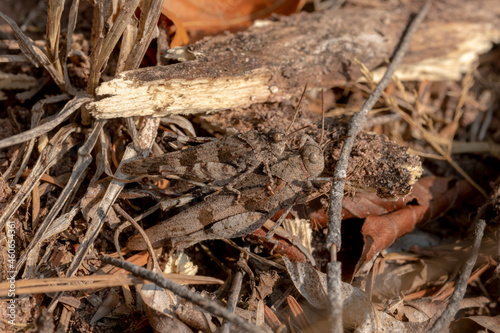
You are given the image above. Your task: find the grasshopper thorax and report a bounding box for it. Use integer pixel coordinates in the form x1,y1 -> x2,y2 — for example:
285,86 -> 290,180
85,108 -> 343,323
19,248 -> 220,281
299,135 -> 324,178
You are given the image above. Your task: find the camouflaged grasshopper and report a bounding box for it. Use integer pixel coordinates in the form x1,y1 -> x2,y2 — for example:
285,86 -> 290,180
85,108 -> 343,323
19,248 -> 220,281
121,130 -> 288,197
125,135 -> 324,251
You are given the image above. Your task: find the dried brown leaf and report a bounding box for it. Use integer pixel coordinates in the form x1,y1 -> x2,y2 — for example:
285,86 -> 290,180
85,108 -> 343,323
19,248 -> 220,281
139,283 -> 193,333
356,177 -> 476,273
90,290 -> 120,324
283,257 -> 377,331
282,257 -> 327,309
249,228 -> 308,263
403,299 -> 447,323
163,0 -> 305,41
264,305 -> 283,332
286,295 -> 312,332
449,315 -> 500,333
162,8 -> 190,47
175,303 -> 216,333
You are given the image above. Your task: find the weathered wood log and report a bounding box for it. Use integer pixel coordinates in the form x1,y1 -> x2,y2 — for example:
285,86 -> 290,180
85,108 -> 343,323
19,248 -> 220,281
90,0 -> 500,119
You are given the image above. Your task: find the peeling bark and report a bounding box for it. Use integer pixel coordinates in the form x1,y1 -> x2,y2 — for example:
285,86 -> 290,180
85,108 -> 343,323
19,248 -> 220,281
90,0 -> 500,119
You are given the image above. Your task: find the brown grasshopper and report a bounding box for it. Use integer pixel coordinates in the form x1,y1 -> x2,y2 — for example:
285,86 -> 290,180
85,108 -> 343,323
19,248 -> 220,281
125,135 -> 324,251
121,130 -> 287,196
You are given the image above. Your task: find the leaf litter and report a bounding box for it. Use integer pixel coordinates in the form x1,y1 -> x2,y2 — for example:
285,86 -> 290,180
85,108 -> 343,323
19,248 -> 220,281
0,0 -> 499,332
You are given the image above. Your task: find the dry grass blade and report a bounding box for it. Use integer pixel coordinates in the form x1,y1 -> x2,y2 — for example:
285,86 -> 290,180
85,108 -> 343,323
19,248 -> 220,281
10,94 -> 70,186
0,54 -> 28,62
16,121 -> 104,275
48,118 -> 160,311
0,11 -> 64,87
62,0 -> 82,94
0,273 -> 223,296
22,204 -> 78,278
47,0 -> 166,311
46,0 -> 64,76
0,123 -> 79,231
87,0 -> 141,92
451,140 -> 500,158
0,71 -> 36,90
123,0 -> 164,71
115,23 -> 137,74
82,0 -> 141,124
31,183 -> 40,228
0,95 -> 90,149
120,0 -> 164,142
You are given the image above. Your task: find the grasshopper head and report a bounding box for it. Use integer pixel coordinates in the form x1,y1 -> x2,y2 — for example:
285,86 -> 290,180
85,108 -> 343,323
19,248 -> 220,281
299,135 -> 324,177
268,131 -> 287,158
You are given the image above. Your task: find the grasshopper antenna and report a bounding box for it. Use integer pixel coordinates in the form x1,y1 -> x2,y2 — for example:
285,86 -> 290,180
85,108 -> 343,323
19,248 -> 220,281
320,89 -> 325,146
287,125 -> 312,137
286,83 -> 308,135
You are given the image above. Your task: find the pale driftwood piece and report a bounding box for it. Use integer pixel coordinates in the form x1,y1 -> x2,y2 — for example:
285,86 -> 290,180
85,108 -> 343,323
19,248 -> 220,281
90,0 -> 500,119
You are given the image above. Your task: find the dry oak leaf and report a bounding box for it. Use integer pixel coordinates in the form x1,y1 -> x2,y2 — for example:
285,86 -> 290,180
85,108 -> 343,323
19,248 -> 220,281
162,0 -> 305,41
283,257 -> 377,331
449,315 -> 500,333
356,177 -> 476,273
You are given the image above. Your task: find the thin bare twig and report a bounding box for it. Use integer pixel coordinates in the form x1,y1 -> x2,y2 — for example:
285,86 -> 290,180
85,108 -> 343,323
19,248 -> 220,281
113,202 -> 161,258
428,217 -> 487,332
326,2 -> 431,332
222,257 -> 247,333
113,203 -> 160,271
101,255 -> 265,333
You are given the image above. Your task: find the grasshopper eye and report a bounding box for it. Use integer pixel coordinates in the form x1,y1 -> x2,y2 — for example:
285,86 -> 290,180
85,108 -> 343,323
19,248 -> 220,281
299,136 -> 324,177
271,132 -> 284,143
308,152 -> 320,164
